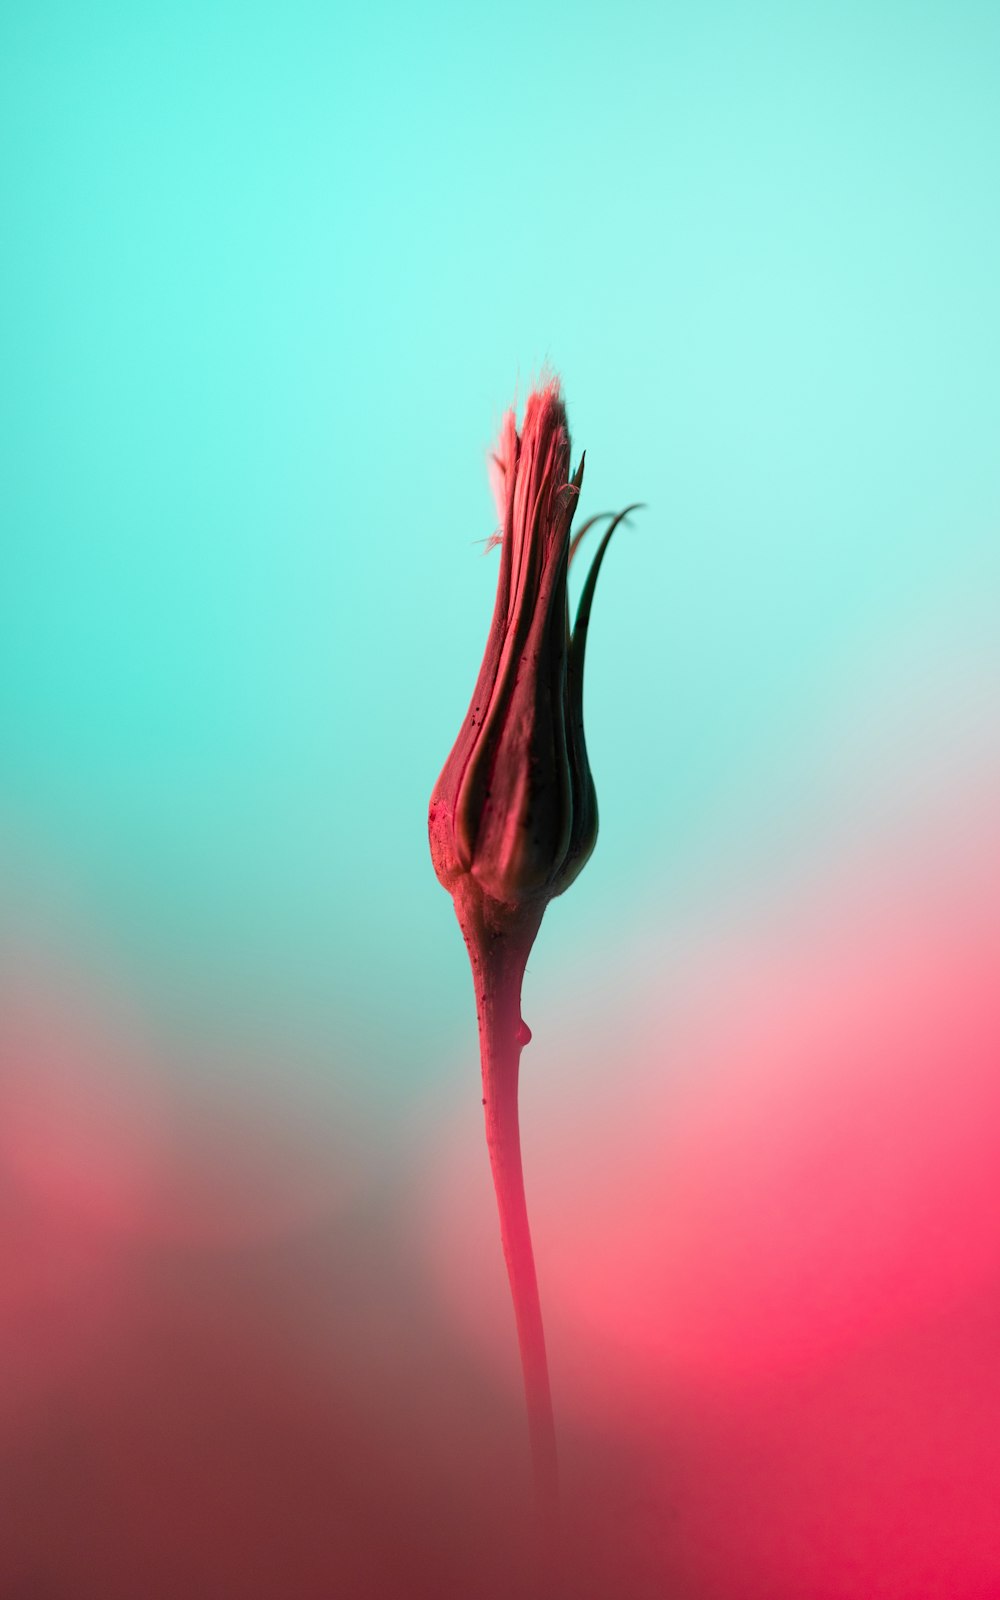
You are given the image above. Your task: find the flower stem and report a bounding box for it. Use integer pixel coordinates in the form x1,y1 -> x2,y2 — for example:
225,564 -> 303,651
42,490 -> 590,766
452,880 -> 559,1533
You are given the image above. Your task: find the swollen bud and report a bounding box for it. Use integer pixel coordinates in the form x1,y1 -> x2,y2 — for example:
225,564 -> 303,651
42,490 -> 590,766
429,380 -> 635,918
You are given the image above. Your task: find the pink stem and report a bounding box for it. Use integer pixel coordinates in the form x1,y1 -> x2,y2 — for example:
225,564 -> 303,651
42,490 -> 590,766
453,880 -> 559,1531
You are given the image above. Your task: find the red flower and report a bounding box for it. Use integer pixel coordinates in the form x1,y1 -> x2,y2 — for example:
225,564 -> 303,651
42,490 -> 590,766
429,380 -> 634,912
426,377 -> 637,1528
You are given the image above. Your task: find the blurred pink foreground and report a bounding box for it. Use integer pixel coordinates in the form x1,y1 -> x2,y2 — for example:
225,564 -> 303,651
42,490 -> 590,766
3,770 -> 1000,1598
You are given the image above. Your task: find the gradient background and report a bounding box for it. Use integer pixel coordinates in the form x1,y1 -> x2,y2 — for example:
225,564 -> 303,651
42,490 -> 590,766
2,3 -> 1000,1596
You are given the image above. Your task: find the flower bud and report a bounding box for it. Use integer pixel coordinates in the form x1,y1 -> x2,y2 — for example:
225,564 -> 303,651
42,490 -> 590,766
429,380 -> 634,913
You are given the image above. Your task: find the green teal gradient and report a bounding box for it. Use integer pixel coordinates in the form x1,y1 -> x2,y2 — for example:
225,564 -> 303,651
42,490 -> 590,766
2,1 -> 999,1100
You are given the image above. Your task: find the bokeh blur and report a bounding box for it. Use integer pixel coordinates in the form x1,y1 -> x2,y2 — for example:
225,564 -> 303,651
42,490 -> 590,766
2,2 -> 999,1595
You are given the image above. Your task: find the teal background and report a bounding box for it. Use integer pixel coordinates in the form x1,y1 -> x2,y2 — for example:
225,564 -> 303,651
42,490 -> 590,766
2,0 -> 999,1090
